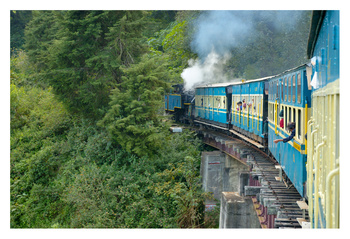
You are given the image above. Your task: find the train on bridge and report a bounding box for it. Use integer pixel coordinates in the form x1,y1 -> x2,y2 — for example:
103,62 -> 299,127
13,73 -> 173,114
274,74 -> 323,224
164,10 -> 339,228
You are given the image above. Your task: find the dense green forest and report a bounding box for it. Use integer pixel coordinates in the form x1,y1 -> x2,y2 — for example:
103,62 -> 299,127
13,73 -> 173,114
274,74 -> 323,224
10,10 -> 311,228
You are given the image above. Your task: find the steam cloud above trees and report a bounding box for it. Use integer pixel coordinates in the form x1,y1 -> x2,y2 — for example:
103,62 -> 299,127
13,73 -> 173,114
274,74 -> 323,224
181,10 -> 306,91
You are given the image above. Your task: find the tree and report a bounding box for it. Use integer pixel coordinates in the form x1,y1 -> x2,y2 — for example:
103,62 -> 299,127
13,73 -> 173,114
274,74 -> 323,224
152,156 -> 209,228
24,11 -> 60,74
24,10 -> 149,119
10,10 -> 33,52
147,12 -> 198,83
98,54 -> 170,157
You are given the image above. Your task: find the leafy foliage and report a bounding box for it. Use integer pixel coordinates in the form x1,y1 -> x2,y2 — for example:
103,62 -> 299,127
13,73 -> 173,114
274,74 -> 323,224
98,54 -> 171,157
10,10 -> 33,52
147,14 -> 198,84
24,11 -> 149,119
11,49 -> 212,228
152,156 -> 208,228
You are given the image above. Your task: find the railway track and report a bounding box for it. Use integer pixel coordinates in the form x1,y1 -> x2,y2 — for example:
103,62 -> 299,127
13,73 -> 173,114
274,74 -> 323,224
192,126 -> 309,228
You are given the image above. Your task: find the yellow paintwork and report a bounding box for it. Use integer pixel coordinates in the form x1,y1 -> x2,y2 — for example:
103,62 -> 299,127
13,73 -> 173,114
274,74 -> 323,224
305,103 -> 308,154
307,79 -> 339,228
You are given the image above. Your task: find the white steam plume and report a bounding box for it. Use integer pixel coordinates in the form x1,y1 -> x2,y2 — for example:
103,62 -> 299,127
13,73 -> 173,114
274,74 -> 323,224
181,11 -> 252,91
181,50 -> 232,91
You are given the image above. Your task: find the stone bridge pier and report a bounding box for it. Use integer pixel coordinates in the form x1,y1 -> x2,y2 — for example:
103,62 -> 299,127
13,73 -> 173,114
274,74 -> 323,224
201,151 -> 261,228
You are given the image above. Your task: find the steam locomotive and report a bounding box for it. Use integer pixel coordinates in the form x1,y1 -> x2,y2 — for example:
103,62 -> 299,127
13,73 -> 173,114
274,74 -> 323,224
164,10 -> 339,228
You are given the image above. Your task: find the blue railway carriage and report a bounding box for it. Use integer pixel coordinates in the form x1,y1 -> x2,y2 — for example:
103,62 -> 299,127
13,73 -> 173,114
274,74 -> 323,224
194,83 -> 232,129
231,78 -> 270,145
306,10 -> 339,229
165,84 -> 183,112
267,64 -> 312,198
165,84 -> 193,122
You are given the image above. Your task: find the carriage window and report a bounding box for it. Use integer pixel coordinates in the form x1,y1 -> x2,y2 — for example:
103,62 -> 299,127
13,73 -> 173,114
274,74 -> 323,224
235,96 -> 239,111
232,96 -> 235,111
275,81 -> 278,100
259,96 -> 261,116
247,96 -> 252,114
297,73 -> 301,103
269,103 -> 274,122
281,79 -> 284,101
255,96 -> 258,115
279,105 -> 283,129
271,82 -> 273,100
270,82 -> 273,100
292,75 -> 296,103
265,81 -> 269,95
269,82 -> 273,100
288,107 -> 291,126
293,108 -> 296,124
285,78 -> 288,101
288,76 -> 291,102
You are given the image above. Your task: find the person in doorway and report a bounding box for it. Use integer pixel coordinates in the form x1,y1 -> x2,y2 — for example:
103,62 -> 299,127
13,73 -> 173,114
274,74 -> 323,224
273,122 -> 295,143
279,117 -> 284,128
279,109 -> 284,128
248,99 -> 255,110
237,101 -> 242,111
242,99 -> 247,109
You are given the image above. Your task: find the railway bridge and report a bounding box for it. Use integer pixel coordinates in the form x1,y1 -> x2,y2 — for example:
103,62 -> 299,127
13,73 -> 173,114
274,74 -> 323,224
180,126 -> 310,229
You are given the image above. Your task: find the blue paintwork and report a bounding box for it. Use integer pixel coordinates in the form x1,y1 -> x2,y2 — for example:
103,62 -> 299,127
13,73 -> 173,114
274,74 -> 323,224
267,65 -> 312,196
213,87 -> 227,124
231,81 -> 266,139
232,84 -> 242,128
273,66 -> 312,108
268,121 -> 306,195
251,81 -> 265,137
167,94 -> 182,111
195,86 -> 228,125
241,84 -> 249,132
209,88 -> 213,121
311,10 -> 339,91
